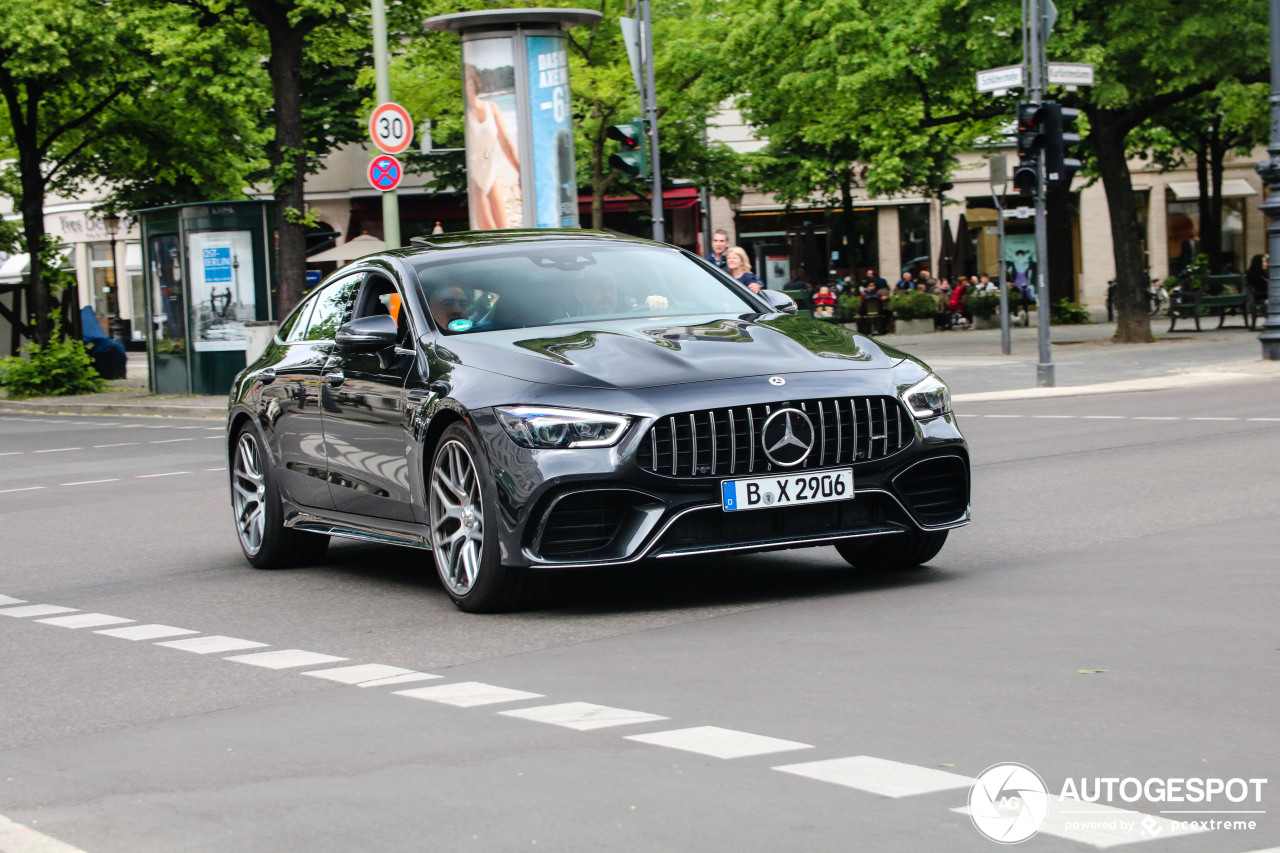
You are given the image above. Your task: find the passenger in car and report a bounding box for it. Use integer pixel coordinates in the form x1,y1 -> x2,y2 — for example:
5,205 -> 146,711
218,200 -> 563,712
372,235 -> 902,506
569,273 -> 669,316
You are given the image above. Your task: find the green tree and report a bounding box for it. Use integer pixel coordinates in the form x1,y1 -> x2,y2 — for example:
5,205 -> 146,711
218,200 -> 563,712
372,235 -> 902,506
0,0 -> 267,345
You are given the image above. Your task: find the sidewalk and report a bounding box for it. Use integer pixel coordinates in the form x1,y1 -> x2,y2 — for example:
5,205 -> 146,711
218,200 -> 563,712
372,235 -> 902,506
1,319 -> 1277,419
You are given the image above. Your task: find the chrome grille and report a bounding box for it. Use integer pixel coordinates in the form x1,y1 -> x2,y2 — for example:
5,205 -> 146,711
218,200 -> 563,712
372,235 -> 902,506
636,396 -> 910,479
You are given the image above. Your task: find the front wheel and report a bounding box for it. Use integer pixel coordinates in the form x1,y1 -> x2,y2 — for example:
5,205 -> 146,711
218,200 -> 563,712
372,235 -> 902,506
428,423 -> 540,612
835,529 -> 948,571
231,425 -> 329,569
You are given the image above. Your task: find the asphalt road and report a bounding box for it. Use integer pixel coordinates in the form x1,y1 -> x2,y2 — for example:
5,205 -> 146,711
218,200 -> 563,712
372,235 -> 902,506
0,381 -> 1277,853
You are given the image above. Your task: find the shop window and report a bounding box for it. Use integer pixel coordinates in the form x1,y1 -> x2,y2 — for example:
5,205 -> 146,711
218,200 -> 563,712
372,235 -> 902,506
89,241 -> 117,318
1167,197 -> 1245,274
898,204 -> 930,275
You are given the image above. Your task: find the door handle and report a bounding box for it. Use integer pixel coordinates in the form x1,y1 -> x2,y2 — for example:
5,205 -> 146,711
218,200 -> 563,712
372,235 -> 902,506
258,368 -> 276,385
324,369 -> 345,388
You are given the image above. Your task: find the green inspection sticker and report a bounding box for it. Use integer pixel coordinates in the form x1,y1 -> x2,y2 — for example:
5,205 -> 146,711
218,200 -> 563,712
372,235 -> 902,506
448,319 -> 473,332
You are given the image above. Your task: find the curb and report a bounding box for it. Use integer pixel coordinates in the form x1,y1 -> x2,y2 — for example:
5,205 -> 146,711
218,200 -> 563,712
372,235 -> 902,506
0,400 -> 224,419
953,367 -> 1280,403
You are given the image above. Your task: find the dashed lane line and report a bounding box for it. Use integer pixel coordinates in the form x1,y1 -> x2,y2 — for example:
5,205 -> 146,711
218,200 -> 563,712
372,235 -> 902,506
95,624 -> 199,641
0,604 -> 77,618
394,682 -> 544,708
625,726 -> 813,760
301,664 -> 436,686
0,811 -> 90,853
37,613 -> 134,629
61,479 -> 121,487
223,649 -> 348,670
135,471 -> 192,478
500,702 -> 668,732
91,443 -> 139,448
0,594 -> 26,605
156,636 -> 268,654
32,447 -> 81,453
774,755 -> 972,798
0,486 -> 45,494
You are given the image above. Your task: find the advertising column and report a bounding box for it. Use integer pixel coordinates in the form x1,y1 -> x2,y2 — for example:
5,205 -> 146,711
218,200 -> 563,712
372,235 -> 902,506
526,35 -> 579,228
463,37 -> 524,230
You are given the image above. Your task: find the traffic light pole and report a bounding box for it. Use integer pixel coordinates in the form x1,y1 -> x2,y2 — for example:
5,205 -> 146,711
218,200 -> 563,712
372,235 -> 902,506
640,0 -> 664,243
1027,0 -> 1054,386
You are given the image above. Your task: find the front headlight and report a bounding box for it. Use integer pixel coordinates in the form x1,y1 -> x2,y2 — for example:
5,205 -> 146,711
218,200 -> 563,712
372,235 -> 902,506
901,374 -> 951,420
495,405 -> 633,449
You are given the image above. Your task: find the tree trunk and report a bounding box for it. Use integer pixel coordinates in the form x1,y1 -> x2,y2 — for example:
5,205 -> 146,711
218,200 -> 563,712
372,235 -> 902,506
1088,111 -> 1152,343
1194,136 -> 1213,271
840,170 -> 855,273
263,18 -> 309,317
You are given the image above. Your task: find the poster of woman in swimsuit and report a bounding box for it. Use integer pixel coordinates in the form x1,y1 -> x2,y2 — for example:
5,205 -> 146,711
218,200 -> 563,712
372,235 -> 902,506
463,38 -> 523,230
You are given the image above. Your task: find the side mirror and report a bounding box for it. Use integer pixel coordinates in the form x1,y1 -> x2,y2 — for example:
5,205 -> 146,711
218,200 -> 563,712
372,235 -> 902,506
335,314 -> 399,352
760,288 -> 798,315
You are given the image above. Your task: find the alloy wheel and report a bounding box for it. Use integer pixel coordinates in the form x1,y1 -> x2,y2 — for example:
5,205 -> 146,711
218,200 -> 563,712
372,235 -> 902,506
232,432 -> 266,555
430,439 -> 485,596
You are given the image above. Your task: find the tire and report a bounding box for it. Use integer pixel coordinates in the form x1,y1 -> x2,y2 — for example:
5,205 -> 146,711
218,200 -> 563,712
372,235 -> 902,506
231,425 -> 329,569
835,529 -> 948,571
427,423 -> 540,612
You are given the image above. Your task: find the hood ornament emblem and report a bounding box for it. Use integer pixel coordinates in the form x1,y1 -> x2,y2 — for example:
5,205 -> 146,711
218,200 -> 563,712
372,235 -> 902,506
768,376 -> 785,386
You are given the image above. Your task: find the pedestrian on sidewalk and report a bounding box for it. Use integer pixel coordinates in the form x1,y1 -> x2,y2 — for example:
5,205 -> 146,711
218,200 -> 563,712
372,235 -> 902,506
726,246 -> 762,292
705,229 -> 730,271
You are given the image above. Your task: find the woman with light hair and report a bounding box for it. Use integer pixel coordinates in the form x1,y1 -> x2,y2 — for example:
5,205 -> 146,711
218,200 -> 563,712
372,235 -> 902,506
725,246 -> 763,292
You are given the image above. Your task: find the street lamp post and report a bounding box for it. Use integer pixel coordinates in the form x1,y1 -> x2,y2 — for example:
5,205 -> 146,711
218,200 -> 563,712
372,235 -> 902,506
989,154 -> 1011,356
1257,0 -> 1280,360
103,213 -> 120,334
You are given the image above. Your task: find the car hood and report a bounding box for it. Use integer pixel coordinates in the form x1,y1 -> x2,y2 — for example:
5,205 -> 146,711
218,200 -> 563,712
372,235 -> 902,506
432,314 -> 907,390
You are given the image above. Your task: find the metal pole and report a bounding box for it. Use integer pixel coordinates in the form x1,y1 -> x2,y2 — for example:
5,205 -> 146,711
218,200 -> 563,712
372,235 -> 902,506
995,195 -> 1011,355
1028,0 -> 1054,385
640,0 -> 664,243
1257,0 -> 1280,359
372,0 -> 401,248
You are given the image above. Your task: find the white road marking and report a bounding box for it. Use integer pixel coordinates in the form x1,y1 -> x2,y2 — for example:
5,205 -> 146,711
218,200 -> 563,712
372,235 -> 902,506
96,624 -> 199,641
0,487 -> 45,494
393,682 -> 544,708
301,664 -> 430,685
1189,417 -> 1239,421
205,467 -> 226,472
1032,415 -> 1075,419
37,613 -> 134,629
33,448 -> 81,453
982,414 -> 1024,418
61,479 -> 120,487
0,451 -> 22,456
92,442 -> 140,448
135,472 -> 191,478
625,726 -> 813,759
1132,416 -> 1180,420
500,702 -> 668,731
223,649 -> 348,669
204,435 -> 223,439
1247,418 -> 1280,422
357,672 -> 445,688
0,811 -> 90,853
773,755 -> 972,797
1080,415 -> 1125,419
149,438 -> 194,444
0,605 -> 79,618
157,636 -> 269,654
953,797 -> 1211,848
0,595 -> 27,605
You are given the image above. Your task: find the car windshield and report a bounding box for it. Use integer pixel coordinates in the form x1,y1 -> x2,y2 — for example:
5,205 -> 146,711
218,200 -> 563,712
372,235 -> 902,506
411,244 -> 759,334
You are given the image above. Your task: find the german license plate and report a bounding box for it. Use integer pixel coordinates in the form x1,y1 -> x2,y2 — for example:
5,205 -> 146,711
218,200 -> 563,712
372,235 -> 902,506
721,469 -> 853,512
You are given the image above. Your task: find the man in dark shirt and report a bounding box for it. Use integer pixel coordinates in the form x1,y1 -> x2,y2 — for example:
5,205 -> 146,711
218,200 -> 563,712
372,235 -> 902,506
705,229 -> 729,271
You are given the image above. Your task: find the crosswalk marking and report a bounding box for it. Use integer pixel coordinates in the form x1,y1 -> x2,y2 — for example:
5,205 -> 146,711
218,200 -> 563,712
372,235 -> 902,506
625,726 -> 813,759
301,664 -> 430,685
224,649 -> 348,669
156,636 -> 268,654
0,595 -> 27,606
37,613 -> 134,629
96,624 -> 199,641
0,811 -> 89,853
356,672 -> 444,688
774,755 -> 973,798
394,682 -> 544,708
500,702 -> 668,731
0,605 -> 78,618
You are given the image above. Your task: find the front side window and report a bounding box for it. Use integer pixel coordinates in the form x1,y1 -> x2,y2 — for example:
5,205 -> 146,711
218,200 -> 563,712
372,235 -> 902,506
302,274 -> 363,342
412,244 -> 758,335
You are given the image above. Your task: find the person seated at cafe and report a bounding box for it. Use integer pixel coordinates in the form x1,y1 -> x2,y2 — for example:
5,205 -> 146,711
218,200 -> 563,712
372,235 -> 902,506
811,284 -> 837,317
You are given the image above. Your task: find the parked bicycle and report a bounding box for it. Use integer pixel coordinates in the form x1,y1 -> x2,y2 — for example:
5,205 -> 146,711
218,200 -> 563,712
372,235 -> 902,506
1106,275 -> 1170,320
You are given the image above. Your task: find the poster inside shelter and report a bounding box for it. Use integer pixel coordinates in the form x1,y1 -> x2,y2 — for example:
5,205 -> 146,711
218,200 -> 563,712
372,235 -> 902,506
526,35 -> 578,228
187,230 -> 255,351
463,38 -> 523,230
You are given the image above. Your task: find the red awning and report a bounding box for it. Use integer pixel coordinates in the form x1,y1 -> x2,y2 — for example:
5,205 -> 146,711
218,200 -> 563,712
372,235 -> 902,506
579,186 -> 700,215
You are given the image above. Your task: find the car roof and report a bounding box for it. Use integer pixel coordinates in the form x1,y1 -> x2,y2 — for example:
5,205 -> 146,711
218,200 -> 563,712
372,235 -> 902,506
395,229 -> 663,258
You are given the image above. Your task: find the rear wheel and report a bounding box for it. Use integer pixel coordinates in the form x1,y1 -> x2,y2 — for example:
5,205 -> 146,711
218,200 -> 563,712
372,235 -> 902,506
835,529 -> 948,571
428,423 -> 540,612
231,426 -> 328,569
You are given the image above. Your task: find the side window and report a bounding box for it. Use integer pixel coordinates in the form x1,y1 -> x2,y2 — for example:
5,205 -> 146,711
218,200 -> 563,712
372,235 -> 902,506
279,292 -> 318,343
303,274 -> 363,342
355,274 -> 413,346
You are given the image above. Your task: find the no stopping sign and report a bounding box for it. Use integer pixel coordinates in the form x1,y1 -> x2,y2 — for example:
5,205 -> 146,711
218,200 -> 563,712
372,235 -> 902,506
368,155 -> 403,192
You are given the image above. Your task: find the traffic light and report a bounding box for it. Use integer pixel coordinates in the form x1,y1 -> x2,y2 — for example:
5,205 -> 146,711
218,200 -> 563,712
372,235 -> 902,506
1043,102 -> 1081,188
1013,102 -> 1046,198
607,119 -> 649,181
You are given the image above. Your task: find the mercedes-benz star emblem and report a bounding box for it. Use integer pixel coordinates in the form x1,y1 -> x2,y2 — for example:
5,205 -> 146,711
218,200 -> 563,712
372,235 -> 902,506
760,408 -> 815,467
768,376 -> 786,386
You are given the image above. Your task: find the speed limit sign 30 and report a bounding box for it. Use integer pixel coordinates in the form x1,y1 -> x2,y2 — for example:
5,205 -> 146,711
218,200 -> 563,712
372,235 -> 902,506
369,102 -> 414,155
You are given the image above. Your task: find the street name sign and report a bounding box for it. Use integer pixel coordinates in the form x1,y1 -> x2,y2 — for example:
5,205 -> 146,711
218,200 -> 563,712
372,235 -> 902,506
1047,62 -> 1094,88
368,154 -> 404,192
369,102 -> 414,155
976,65 -> 1025,94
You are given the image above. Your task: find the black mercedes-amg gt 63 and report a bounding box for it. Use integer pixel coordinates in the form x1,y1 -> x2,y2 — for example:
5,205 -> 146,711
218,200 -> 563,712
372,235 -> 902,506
227,230 -> 969,612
